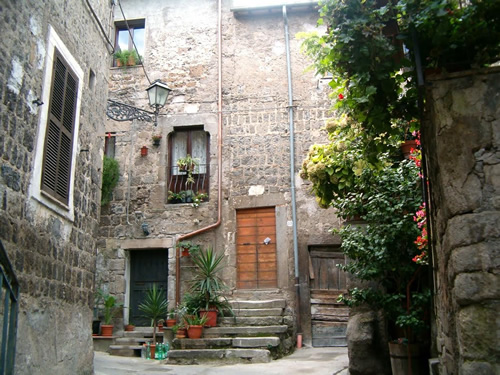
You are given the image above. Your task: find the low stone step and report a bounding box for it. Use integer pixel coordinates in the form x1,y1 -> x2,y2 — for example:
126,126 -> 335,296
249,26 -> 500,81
115,337 -> 150,344
219,316 -> 283,326
166,348 -> 271,364
232,337 -> 280,348
231,300 -> 285,309
312,336 -> 348,347
172,336 -> 280,350
203,325 -> 287,338
174,338 -> 233,350
109,345 -> 143,357
234,307 -> 283,317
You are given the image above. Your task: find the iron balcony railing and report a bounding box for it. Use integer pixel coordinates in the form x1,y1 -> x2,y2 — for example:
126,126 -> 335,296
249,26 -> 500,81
0,240 -> 19,375
167,164 -> 209,203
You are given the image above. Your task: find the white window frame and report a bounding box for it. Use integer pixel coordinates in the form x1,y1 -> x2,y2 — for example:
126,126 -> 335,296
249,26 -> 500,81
28,25 -> 84,222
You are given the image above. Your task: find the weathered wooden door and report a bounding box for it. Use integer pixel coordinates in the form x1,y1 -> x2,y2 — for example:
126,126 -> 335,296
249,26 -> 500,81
309,246 -> 348,347
129,249 -> 168,326
236,207 -> 277,289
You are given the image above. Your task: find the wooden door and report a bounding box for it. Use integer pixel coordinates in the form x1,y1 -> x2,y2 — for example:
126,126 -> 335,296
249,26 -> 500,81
129,249 -> 168,326
309,246 -> 349,347
236,207 -> 277,289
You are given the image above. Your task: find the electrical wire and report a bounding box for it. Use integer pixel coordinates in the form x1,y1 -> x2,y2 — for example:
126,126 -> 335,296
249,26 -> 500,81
84,0 -> 115,52
117,0 -> 152,85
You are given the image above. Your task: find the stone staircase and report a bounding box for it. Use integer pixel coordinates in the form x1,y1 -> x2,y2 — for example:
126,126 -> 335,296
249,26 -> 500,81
107,327 -> 173,357
168,298 -> 294,364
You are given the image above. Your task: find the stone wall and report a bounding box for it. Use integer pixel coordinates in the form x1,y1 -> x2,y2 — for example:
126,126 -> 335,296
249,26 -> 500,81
0,1 -> 111,374
423,68 -> 500,375
99,0 -> 339,343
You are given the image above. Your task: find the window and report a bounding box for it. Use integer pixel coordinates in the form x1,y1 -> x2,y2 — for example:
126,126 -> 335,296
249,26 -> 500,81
168,128 -> 210,203
29,25 -> 83,221
104,132 -> 116,158
114,19 -> 145,66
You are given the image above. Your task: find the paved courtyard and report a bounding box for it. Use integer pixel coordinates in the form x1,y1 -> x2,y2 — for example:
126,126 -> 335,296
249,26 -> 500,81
94,346 -> 349,375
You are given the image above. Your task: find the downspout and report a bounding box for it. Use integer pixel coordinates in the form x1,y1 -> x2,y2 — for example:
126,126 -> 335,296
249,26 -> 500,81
283,5 -> 301,336
175,0 -> 223,306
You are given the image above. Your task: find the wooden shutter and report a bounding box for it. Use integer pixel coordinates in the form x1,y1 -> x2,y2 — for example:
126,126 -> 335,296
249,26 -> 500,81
236,207 -> 277,289
41,51 -> 78,205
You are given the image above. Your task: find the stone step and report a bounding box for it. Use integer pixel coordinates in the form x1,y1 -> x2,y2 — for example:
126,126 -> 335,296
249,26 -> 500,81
203,325 -> 288,338
312,336 -> 348,347
115,337 -> 150,344
166,348 -> 271,365
219,316 -> 284,326
234,307 -> 283,317
173,336 -> 280,350
109,345 -> 143,357
230,299 -> 285,309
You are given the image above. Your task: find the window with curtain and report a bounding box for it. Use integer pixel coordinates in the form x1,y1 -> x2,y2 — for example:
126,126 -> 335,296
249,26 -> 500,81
168,128 -> 209,202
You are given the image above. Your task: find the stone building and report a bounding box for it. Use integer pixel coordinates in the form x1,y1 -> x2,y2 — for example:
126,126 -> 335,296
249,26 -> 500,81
0,1 -> 111,374
423,69 -> 500,375
98,0 -> 343,349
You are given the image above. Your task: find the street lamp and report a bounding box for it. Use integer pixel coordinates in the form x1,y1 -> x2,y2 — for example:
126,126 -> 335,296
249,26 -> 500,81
146,79 -> 171,126
106,79 -> 171,125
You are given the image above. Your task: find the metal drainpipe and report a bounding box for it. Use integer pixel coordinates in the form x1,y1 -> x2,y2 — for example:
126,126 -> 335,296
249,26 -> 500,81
283,5 -> 301,335
175,0 -> 223,306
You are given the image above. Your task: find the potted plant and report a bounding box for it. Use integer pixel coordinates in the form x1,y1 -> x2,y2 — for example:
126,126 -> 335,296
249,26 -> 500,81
113,50 -> 140,67
172,323 -> 186,339
138,284 -> 168,359
167,190 -> 186,204
176,154 -> 199,186
177,241 -> 200,257
98,290 -> 122,336
184,314 -> 209,339
124,322 -> 135,332
190,247 -> 233,327
152,134 -> 162,146
191,192 -> 208,208
166,308 -> 177,327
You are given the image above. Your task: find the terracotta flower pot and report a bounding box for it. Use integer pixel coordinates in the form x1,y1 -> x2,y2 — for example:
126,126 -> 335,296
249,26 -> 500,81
166,318 -> 176,327
200,309 -> 217,327
400,140 -> 418,159
187,325 -> 203,339
124,324 -> 135,332
100,324 -> 114,336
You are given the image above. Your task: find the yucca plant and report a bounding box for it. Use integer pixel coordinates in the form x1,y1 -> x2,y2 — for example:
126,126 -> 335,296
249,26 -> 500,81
138,284 -> 168,344
190,247 -> 227,310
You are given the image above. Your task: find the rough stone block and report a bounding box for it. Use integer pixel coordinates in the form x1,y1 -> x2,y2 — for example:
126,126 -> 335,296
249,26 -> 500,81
457,303 -> 499,360
453,272 -> 500,305
460,361 -> 497,375
444,212 -> 500,251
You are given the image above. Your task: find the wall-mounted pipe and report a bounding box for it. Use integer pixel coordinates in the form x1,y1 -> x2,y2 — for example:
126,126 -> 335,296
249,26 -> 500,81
175,0 -> 223,306
283,5 -> 301,334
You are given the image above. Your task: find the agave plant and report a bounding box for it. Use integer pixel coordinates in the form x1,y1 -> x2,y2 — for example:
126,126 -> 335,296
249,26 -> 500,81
138,284 -> 168,344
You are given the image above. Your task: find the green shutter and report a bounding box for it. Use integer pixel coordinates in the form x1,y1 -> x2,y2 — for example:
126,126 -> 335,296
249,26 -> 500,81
41,50 -> 78,205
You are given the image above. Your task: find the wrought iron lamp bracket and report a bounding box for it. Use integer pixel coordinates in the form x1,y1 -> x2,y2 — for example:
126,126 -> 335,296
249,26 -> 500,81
106,99 -> 155,123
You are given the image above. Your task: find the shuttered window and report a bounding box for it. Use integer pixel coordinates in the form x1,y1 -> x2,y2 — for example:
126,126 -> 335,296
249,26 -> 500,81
41,51 -> 79,205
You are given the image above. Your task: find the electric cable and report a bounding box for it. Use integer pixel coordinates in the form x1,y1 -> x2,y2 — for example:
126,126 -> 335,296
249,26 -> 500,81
117,0 -> 152,85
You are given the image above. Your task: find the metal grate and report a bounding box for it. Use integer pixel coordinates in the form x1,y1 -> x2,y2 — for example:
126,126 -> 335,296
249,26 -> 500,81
0,240 -> 19,375
167,164 -> 209,203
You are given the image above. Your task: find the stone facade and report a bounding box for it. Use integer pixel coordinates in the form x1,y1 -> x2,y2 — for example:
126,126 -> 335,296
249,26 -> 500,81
424,68 -> 500,375
98,0 -> 338,344
0,1 -> 111,374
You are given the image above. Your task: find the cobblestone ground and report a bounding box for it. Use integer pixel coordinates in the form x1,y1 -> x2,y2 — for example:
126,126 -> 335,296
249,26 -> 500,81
94,346 -> 349,375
